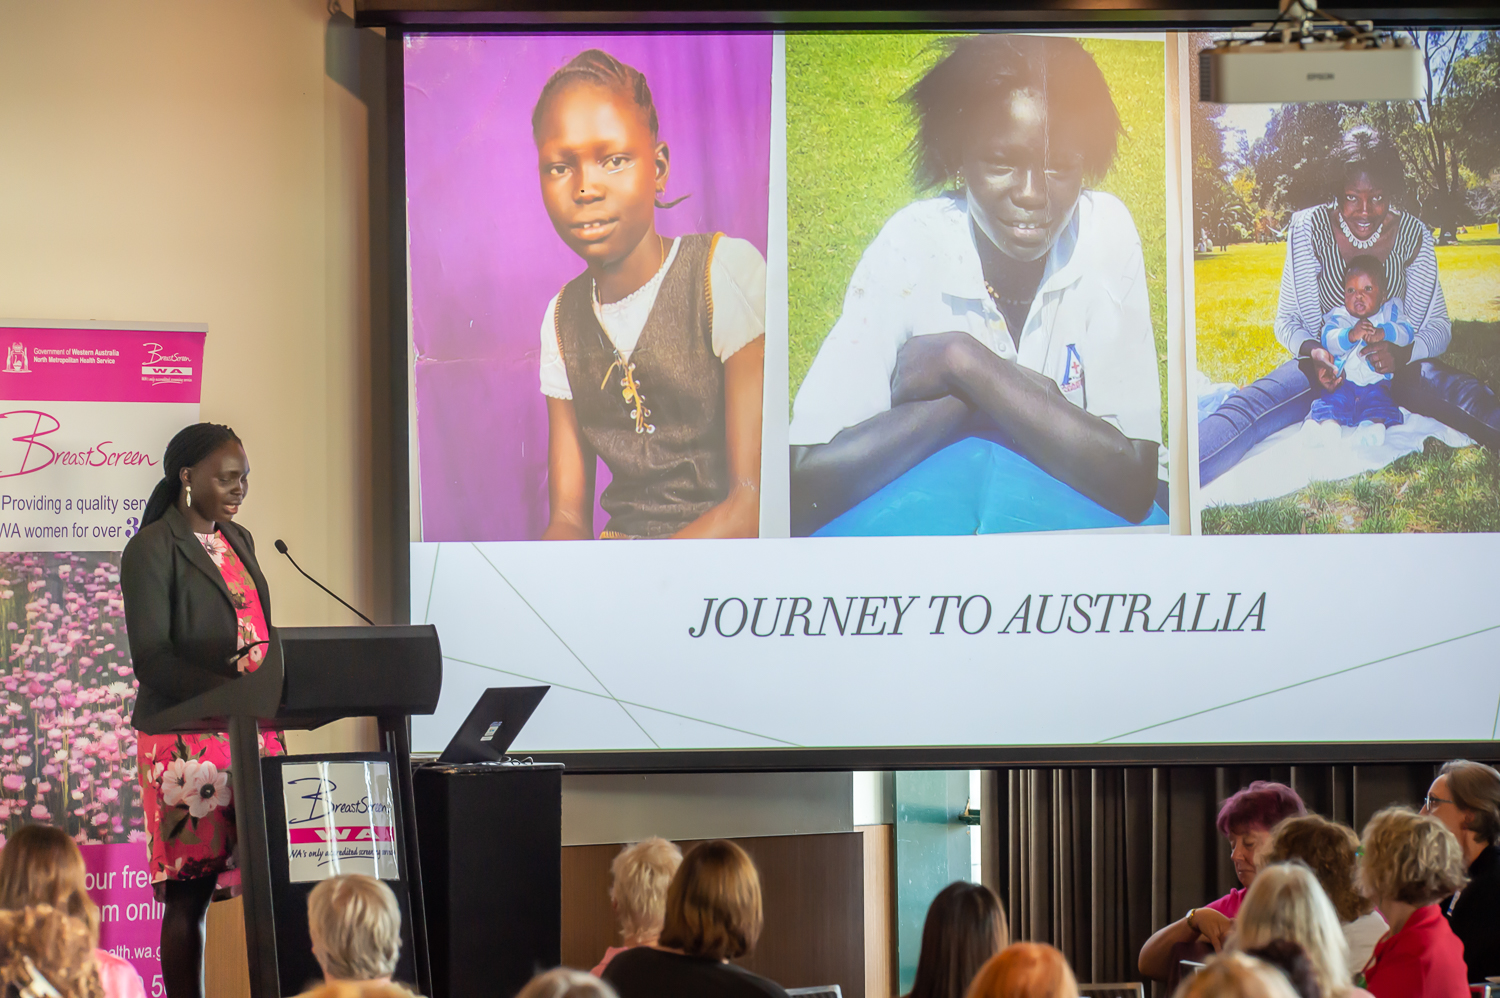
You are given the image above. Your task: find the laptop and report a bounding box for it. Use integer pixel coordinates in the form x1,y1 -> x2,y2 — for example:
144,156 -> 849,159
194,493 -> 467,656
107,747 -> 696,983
437,686 -> 548,764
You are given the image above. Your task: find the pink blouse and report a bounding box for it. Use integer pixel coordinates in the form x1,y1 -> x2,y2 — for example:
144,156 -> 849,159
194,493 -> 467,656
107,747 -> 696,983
195,530 -> 269,671
1204,887 -> 1246,919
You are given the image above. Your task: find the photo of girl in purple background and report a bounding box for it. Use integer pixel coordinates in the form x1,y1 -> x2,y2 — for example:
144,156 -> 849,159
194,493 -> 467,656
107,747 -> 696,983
533,51 -> 766,540
404,34 -> 771,542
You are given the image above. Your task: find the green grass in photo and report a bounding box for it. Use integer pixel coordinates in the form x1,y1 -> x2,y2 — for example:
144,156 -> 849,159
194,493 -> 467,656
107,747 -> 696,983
1202,438 -> 1500,534
1191,242 -> 1286,388
785,33 -> 1170,445
1196,225 -> 1500,534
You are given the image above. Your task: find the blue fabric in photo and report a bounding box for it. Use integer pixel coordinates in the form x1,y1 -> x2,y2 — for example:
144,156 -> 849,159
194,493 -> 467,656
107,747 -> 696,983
814,436 -> 1170,536
1307,381 -> 1405,427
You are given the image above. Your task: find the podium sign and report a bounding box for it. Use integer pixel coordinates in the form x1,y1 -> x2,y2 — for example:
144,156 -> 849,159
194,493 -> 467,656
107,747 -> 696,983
281,761 -> 401,883
264,753 -> 420,995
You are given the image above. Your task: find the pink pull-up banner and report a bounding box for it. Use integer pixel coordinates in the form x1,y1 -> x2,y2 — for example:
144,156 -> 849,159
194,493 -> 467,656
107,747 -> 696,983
0,322 -> 207,995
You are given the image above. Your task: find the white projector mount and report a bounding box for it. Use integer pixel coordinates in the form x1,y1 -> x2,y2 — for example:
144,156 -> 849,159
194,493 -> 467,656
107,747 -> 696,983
1200,0 -> 1423,104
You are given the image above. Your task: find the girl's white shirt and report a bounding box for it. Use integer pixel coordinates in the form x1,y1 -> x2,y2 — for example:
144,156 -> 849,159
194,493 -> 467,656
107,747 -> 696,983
787,191 -> 1164,480
538,235 -> 767,400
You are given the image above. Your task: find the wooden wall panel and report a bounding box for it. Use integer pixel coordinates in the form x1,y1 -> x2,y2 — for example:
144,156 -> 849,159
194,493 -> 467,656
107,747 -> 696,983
561,843 -> 622,972
205,896 -> 251,998
858,825 -> 896,998
735,832 -> 864,995
562,831 -> 889,997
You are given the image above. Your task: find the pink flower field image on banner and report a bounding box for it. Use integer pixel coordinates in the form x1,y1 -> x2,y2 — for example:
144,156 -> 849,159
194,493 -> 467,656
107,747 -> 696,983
0,551 -> 141,845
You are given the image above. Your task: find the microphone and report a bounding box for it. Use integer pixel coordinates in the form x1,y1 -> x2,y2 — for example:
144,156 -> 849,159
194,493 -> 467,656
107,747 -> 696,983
274,539 -> 376,626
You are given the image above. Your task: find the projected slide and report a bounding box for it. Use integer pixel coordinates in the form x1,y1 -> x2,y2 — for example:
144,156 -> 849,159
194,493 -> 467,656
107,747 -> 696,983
403,29 -> 1500,755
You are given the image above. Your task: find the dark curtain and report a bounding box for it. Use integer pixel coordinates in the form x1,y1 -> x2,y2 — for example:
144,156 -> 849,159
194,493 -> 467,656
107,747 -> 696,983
987,760 -> 1498,995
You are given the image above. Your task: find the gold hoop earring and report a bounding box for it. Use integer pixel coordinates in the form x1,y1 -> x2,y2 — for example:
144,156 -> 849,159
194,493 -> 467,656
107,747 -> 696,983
185,484 -> 192,509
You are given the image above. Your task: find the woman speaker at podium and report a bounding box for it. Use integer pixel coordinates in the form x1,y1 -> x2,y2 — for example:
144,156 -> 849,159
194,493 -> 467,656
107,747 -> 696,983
121,423 -> 285,998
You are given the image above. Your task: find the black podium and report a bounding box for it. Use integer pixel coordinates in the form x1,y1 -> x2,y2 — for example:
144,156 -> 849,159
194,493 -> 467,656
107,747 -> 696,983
135,625 -> 442,998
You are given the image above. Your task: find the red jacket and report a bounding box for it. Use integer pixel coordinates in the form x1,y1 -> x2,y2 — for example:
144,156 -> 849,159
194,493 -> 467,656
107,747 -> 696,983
1364,904 -> 1470,998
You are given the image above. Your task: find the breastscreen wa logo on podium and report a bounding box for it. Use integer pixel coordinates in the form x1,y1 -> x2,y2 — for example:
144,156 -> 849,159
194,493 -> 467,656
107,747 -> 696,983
281,760 -> 400,883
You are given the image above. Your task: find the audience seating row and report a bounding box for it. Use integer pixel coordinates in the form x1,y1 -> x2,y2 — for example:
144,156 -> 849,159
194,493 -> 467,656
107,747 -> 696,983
0,758 -> 1494,998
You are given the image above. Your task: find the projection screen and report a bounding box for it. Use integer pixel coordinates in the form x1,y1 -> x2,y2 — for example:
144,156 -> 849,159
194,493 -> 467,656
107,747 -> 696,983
401,29 -> 1500,761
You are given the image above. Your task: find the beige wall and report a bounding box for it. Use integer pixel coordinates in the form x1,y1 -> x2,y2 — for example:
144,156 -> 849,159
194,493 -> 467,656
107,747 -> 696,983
0,1 -> 382,752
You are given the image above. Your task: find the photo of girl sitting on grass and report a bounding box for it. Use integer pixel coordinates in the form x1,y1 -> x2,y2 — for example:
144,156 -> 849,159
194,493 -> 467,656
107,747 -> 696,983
787,34 -> 1169,537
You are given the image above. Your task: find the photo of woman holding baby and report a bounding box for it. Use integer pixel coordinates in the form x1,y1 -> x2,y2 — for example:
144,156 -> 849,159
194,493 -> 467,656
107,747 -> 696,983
1194,33 -> 1500,528
1206,128 -> 1500,471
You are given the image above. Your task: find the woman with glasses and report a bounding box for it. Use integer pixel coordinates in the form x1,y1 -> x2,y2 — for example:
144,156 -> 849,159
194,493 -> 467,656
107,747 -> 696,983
1420,759 -> 1500,981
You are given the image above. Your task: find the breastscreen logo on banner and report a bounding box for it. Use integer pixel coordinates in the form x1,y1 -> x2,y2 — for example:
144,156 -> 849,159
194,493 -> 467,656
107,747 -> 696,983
0,324 -> 205,992
281,761 -> 400,883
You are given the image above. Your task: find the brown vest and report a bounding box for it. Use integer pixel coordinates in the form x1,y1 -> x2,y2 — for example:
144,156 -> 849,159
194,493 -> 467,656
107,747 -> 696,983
555,233 -> 727,538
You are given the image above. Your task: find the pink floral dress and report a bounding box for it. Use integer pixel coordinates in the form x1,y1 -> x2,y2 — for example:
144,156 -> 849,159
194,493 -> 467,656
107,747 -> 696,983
135,530 -> 283,886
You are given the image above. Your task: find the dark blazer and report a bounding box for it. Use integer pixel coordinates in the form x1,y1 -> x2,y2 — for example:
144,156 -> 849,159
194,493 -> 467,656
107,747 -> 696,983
121,503 -> 272,728
1446,842 -> 1500,980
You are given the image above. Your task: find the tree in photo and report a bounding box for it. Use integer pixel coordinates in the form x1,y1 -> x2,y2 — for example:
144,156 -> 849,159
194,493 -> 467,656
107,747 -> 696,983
1357,30 -> 1500,242
1189,33 -> 1250,246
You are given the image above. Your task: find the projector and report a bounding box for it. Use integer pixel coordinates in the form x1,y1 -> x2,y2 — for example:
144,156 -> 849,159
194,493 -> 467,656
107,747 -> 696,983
1200,37 -> 1423,104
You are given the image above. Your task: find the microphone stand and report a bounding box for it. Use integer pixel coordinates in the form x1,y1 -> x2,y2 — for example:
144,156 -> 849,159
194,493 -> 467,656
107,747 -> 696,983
274,539 -> 376,625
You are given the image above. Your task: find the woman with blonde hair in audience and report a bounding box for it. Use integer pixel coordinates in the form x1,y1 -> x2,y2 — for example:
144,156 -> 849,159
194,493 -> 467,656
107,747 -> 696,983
0,904 -> 104,998
306,874 -> 404,989
603,840 -> 789,998
906,881 -> 1008,998
0,825 -> 145,998
1230,861 -> 1373,998
518,968 -> 618,998
964,942 -> 1077,998
1140,781 -> 1306,979
1173,953 -> 1302,998
296,983 -> 421,998
1261,815 -> 1385,975
1356,806 -> 1468,997
593,837 -> 682,975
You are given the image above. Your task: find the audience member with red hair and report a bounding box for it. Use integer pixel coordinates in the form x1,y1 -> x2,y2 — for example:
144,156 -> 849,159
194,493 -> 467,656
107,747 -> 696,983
964,943 -> 1077,998
1139,781 -> 1306,979
0,904 -> 105,998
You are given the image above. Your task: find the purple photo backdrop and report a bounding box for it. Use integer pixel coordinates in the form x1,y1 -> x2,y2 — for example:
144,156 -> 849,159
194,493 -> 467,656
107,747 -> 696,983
404,33 -> 773,541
